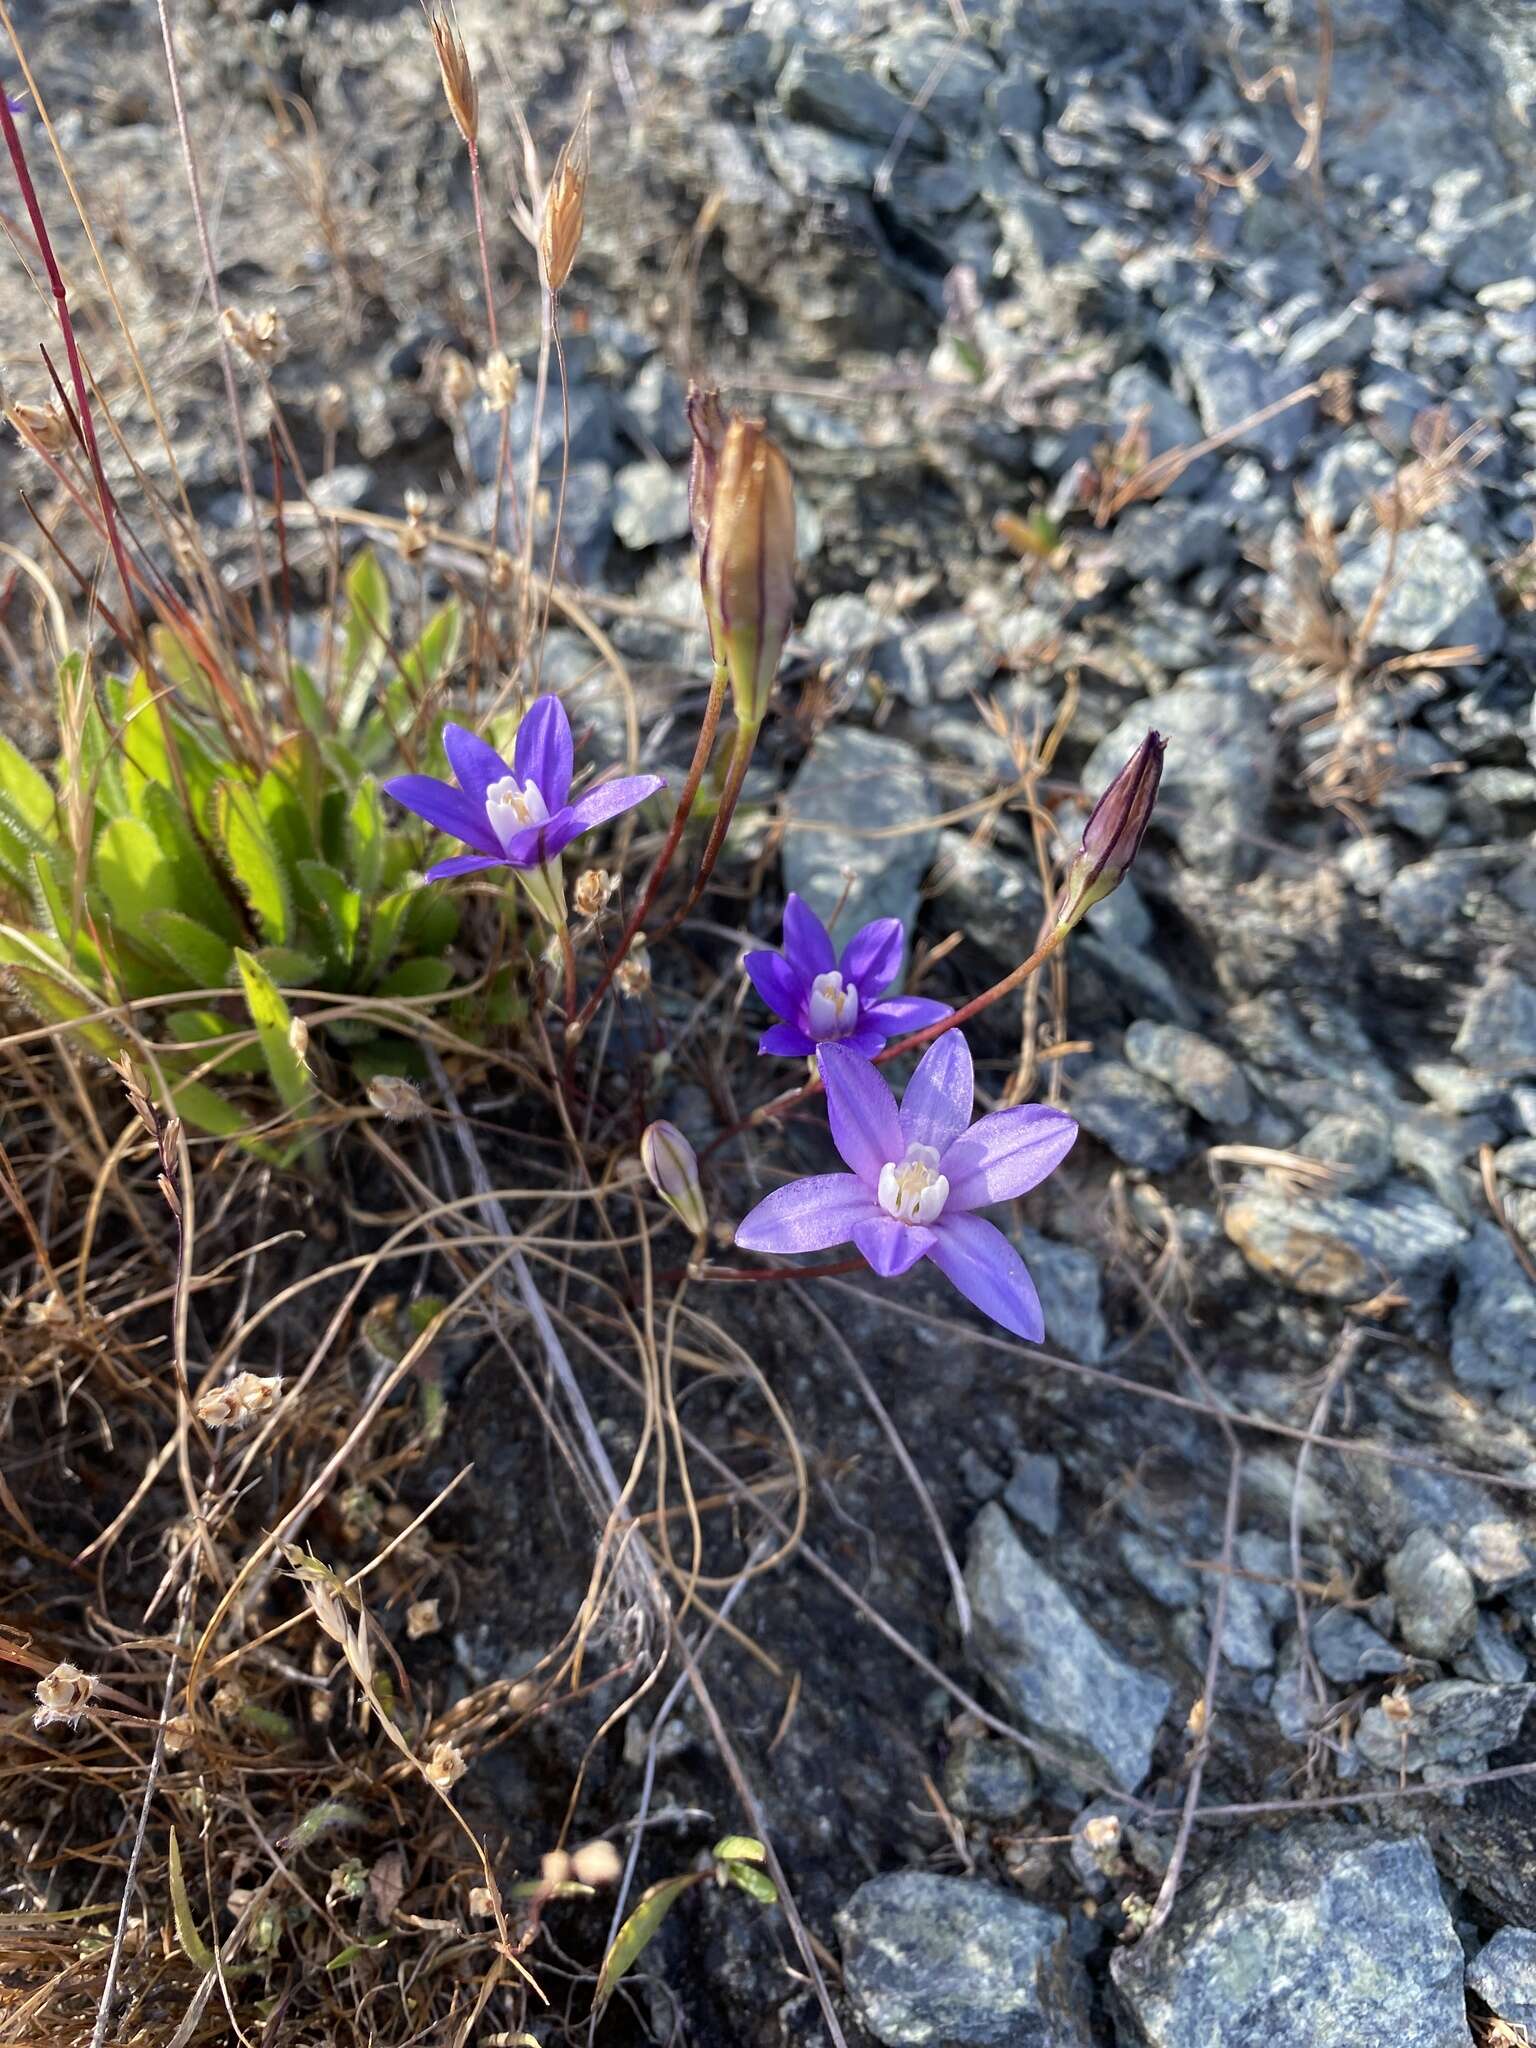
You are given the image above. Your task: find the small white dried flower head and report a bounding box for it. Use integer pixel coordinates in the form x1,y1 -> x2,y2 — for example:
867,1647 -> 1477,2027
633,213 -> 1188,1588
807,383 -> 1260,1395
286,1015 -> 310,1064
162,1712 -> 196,1756
467,1884 -> 495,1917
488,547 -> 514,593
1082,1813 -> 1122,1856
405,1597 -> 442,1640
437,348 -> 476,415
25,1288 -> 72,1328
9,400 -> 71,456
223,304 -> 289,368
34,1662 -> 95,1730
614,937 -> 651,999
195,1371 -> 283,1430
478,349 -> 520,411
539,1848 -> 573,1888
404,486 -> 428,521
317,382 -> 348,434
426,1740 -> 467,1792
573,867 -> 616,920
367,1074 -> 426,1122
569,1839 -> 622,1887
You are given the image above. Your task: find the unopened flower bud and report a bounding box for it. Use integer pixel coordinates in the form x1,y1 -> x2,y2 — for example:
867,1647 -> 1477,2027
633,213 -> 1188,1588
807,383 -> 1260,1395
539,103 -> 590,293
1055,730 -> 1165,933
35,1662 -> 96,1730
641,1121 -> 707,1237
688,385 -> 795,731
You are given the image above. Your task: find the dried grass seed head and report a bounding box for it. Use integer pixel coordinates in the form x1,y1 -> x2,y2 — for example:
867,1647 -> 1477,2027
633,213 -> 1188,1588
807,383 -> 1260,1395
35,1661 -> 96,1729
223,304 -> 290,368
195,1370 -> 284,1430
539,101 -> 590,293
429,9 -> 478,146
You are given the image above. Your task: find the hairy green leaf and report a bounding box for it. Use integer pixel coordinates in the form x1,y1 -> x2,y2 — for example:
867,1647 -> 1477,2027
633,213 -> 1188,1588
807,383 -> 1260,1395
167,1829 -> 215,1973
234,947 -> 313,1127
0,733 -> 58,838
215,781 -> 291,943
346,776 -> 384,899
299,860 -> 362,967
595,1875 -> 702,2011
143,910 -> 236,989
338,549 -> 391,734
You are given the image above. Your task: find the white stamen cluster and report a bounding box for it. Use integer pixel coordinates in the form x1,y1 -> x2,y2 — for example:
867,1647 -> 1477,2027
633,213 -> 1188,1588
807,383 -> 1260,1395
807,969 -> 859,1040
484,774 -> 550,853
876,1141 -> 949,1226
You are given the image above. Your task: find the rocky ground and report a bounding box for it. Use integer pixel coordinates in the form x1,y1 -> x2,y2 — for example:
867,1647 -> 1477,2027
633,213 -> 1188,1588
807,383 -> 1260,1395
9,0 -> 1536,2042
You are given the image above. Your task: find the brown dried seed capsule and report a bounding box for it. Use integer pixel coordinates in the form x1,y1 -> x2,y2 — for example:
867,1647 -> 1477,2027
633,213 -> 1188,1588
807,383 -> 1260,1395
539,103 -> 590,293
8,400 -> 72,455
425,1740 -> 467,1792
367,1074 -> 427,1122
223,305 -> 289,368
572,867 -> 616,919
34,1662 -> 96,1730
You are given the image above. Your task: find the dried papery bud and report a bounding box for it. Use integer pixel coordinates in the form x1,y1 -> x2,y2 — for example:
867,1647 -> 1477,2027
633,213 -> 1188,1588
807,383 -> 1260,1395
34,1662 -> 95,1730
8,400 -> 72,456
539,1848 -> 573,1888
539,101 -> 590,293
437,348 -> 476,415
688,387 -> 796,730
317,382 -> 348,434
468,1884 -> 495,1917
367,1074 -> 426,1122
404,487 -> 428,521
614,936 -> 651,999
488,547 -> 514,593
25,1288 -> 71,1328
287,1015 -> 310,1063
1054,730 -> 1165,934
222,305 -> 289,368
573,867 -> 616,920
212,1679 -> 246,1720
163,1713 -> 196,1755
478,349 -> 519,411
195,1371 -> 284,1430
406,1597 -> 441,1640
640,1121 -> 708,1238
569,1839 -> 622,1887
425,1739 -> 468,1792
428,8 -> 478,147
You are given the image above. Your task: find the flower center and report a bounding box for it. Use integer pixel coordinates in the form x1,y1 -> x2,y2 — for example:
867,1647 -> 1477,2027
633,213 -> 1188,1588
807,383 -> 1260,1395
877,1142 -> 949,1226
485,774 -> 550,852
806,970 -> 860,1040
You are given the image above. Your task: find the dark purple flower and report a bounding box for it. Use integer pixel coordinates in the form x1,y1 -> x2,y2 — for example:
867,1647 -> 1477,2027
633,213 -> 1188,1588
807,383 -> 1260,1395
384,695 -> 664,884
1056,729 -> 1165,932
742,893 -> 951,1058
734,1034 -> 1077,1341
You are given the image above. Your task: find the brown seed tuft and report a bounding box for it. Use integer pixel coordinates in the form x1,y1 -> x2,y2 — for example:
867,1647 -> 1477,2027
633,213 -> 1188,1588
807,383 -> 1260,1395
539,102 -> 591,293
428,10 -> 478,147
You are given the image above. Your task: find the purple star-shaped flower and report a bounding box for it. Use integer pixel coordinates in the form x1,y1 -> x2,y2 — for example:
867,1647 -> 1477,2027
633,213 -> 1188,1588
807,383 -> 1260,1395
743,894 -> 951,1058
734,1034 -> 1077,1340
384,695 -> 664,882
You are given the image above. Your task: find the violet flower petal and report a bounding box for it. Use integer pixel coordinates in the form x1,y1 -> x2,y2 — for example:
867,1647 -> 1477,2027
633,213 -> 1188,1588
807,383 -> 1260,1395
384,773 -> 500,852
834,1024 -> 889,1057
442,724 -> 513,808
513,694 -> 574,809
927,1211 -> 1044,1343
758,1022 -> 818,1057
941,1105 -> 1079,1210
818,1043 -> 902,1186
862,994 -> 953,1037
743,949 -> 804,1023
566,774 -> 667,832
838,917 -> 903,999
781,894 -> 836,981
853,1215 -> 934,1277
734,1173 -> 878,1255
898,1031 -> 973,1159
425,851 -> 506,881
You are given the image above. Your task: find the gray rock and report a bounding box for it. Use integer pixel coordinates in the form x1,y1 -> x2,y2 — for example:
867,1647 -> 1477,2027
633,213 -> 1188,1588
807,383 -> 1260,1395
778,43 -> 938,152
1457,1612 -> 1530,1686
942,1732 -> 1038,1823
1303,434 -> 1402,527
1311,1607 -> 1409,1683
1085,673 -> 1273,879
965,1503 -> 1171,1792
879,27 -> 998,130
1297,1109 -> 1394,1191
621,356 -> 691,460
836,1872 -> 1092,2048
1125,1022 -> 1251,1128
931,832 -> 1047,966
1331,528 -> 1504,658
1495,1138 -> 1536,1187
900,614 -> 991,704
465,378 -> 615,481
1455,967 -> 1536,1078
1356,1680 -> 1534,1773
1105,364 -> 1212,498
1414,1060 -> 1509,1115
1223,1181 -> 1468,1305
1385,1527 -> 1478,1660
611,461 -> 690,549
1161,310 -> 1317,469
1011,1225 -> 1108,1364
1119,1530 -> 1200,1611
1071,1062 -> 1192,1173
1003,1452 -> 1061,1540
1467,1926 -> 1536,2032
783,729 -> 938,948
1451,1224 -> 1536,1389
1111,1824 -> 1470,2048
1381,849 -> 1495,949
1280,302 -> 1375,375
1210,1531 -> 1293,1673
1114,503 -> 1233,583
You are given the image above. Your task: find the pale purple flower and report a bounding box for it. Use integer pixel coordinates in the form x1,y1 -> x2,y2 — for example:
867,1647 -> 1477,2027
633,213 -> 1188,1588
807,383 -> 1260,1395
743,894 -> 951,1058
734,1035 -> 1077,1341
384,696 -> 664,882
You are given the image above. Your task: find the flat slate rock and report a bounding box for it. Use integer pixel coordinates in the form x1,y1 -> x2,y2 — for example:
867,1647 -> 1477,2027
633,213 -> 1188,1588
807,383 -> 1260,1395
782,727 -> 938,948
1111,1824 -> 1470,2048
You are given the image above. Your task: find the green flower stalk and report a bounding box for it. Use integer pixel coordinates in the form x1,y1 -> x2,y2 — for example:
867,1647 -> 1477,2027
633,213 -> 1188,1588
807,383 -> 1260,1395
1055,730 -> 1166,933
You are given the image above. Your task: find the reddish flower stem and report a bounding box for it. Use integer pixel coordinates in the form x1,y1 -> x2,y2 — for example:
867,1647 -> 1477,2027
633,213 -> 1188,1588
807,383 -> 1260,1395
652,715 -> 758,941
